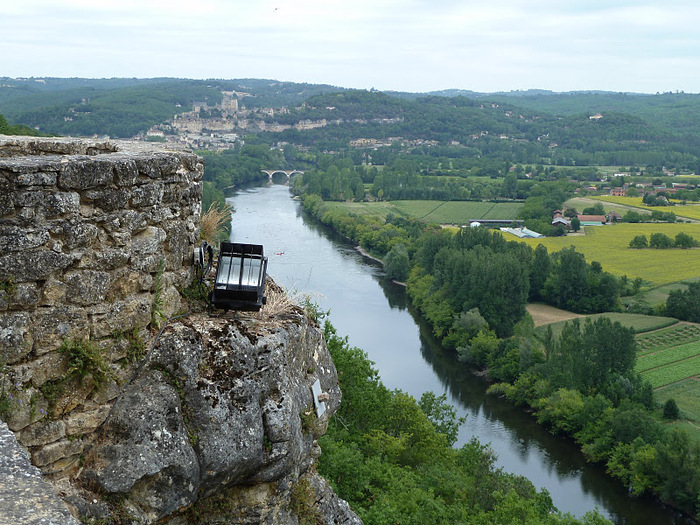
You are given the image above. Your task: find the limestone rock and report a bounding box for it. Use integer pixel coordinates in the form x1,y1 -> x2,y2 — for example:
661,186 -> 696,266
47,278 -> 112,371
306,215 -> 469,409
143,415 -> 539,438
0,421 -> 80,525
79,311 -> 354,523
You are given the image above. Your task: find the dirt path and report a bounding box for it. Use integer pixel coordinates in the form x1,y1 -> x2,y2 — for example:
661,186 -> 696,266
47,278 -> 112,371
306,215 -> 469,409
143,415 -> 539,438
527,303 -> 585,327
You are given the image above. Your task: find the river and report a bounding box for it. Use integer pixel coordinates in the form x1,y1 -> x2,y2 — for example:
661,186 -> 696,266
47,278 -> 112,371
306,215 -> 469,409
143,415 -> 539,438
228,183 -> 691,525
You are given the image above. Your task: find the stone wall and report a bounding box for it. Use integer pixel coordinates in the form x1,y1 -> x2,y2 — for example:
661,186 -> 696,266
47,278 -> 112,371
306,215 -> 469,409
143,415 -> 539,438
0,136 -> 203,478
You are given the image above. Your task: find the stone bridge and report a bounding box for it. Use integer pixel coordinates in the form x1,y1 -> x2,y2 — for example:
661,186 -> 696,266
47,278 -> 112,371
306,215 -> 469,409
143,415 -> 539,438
261,169 -> 304,182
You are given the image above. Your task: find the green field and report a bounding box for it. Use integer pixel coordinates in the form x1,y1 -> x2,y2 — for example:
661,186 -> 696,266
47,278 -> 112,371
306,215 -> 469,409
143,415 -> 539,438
633,324 -> 700,435
593,196 -> 700,221
655,379 -> 700,423
636,341 -> 700,373
324,200 -> 524,224
640,355 -> 700,389
518,223 -> 700,287
535,312 -> 677,340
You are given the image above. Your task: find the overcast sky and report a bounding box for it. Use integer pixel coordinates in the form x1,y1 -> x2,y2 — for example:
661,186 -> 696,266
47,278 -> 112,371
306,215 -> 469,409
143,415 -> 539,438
3,0 -> 699,94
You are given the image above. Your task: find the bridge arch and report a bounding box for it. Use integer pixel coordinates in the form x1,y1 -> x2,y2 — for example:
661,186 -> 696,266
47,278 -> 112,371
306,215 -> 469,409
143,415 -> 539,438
261,169 -> 305,182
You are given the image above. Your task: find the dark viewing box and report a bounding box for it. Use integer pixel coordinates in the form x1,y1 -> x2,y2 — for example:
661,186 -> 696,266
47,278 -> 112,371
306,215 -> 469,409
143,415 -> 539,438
210,242 -> 268,311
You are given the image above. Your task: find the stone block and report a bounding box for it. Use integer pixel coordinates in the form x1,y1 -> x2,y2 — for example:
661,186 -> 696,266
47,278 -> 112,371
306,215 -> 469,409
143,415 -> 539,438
83,188 -> 130,212
41,279 -> 67,306
0,192 -> 14,217
15,171 -> 58,186
31,306 -> 90,355
32,438 -> 84,467
113,158 -> 139,187
0,312 -> 33,364
50,377 -> 95,418
30,352 -> 67,388
0,250 -> 73,282
58,158 -> 114,190
20,420 -> 66,447
90,295 -> 151,338
0,226 -> 50,252
62,220 -> 99,249
8,282 -> 39,308
15,190 -> 81,218
130,183 -> 164,208
65,270 -> 110,306
106,269 -> 140,300
131,226 -> 167,256
64,406 -> 110,436
4,386 -> 47,432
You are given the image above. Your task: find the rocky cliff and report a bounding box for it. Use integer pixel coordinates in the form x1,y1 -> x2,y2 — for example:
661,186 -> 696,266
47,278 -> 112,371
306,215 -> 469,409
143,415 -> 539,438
0,136 -> 361,524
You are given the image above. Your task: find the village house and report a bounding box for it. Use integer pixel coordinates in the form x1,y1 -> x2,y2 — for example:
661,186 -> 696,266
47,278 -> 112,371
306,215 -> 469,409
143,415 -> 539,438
578,214 -> 607,226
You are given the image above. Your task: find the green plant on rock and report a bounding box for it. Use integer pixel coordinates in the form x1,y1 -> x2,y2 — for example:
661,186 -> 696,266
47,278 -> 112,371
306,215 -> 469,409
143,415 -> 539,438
117,328 -> 147,364
0,275 -> 16,296
300,406 -> 317,435
0,362 -> 10,421
288,477 -> 323,525
60,338 -> 112,387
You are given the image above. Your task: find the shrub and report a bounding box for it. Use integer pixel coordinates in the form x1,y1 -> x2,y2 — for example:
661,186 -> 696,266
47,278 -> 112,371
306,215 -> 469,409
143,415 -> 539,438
663,398 -> 680,420
59,338 -> 112,387
628,235 -> 648,249
649,232 -> 673,249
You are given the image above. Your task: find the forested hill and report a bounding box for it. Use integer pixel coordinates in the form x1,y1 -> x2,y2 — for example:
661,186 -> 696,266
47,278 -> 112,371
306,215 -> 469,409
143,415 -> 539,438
1,77 -> 700,168
263,90 -> 699,170
0,77 -> 344,137
486,91 -> 700,136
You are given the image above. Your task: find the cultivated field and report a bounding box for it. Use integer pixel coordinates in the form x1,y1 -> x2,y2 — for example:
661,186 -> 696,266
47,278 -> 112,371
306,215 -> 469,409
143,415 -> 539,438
593,196 -> 700,221
517,223 -> 700,287
533,311 -> 677,340
634,323 -> 700,437
323,200 -> 523,224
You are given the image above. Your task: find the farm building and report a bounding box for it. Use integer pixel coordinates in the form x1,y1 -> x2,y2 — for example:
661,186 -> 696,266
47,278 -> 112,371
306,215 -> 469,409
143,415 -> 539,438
500,227 -> 545,239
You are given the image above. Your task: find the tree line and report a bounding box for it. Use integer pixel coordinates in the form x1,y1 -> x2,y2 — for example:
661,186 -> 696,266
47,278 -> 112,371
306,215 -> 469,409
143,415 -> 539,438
295,186 -> 700,519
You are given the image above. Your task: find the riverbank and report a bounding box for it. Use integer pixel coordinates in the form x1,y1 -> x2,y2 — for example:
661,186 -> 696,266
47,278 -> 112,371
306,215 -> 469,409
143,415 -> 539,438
291,189 -> 700,523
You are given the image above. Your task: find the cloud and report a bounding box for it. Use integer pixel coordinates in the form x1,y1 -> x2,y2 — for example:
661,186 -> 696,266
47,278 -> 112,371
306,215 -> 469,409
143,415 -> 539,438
2,1 -> 699,93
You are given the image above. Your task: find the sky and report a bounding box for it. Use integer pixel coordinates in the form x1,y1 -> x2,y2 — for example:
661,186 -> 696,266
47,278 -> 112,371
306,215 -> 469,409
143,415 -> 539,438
3,0 -> 700,94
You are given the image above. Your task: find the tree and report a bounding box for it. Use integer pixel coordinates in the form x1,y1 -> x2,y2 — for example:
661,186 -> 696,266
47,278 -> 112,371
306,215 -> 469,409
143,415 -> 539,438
663,399 -> 680,420
529,244 -> 551,302
383,243 -> 410,281
571,217 -> 581,232
649,232 -> 673,248
674,232 -> 699,249
582,203 -> 605,215
628,235 -> 648,249
666,282 -> 700,322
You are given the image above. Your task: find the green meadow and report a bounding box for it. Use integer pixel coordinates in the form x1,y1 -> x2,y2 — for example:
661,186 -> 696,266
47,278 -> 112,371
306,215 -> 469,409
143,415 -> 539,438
517,223 -> 700,287
323,200 -> 523,224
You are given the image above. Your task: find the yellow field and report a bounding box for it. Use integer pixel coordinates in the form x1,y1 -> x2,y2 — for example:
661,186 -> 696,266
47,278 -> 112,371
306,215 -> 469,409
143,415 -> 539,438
593,196 -> 700,221
517,223 -> 700,286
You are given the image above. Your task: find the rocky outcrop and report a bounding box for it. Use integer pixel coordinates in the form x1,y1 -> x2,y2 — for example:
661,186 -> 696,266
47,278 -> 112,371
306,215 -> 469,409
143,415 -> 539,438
66,306 -> 360,524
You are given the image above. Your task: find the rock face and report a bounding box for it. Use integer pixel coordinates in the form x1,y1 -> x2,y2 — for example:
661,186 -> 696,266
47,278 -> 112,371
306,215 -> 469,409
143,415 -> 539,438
70,308 -> 360,524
